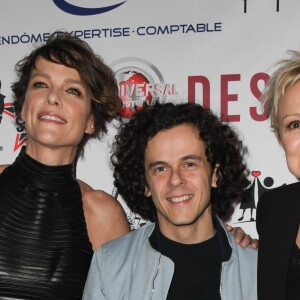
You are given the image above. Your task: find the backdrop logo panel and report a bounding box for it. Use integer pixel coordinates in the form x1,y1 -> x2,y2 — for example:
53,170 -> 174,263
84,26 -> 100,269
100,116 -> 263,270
0,80 -> 27,152
0,82 -> 4,125
234,170 -> 285,224
111,57 -> 177,118
111,187 -> 148,229
53,0 -> 127,15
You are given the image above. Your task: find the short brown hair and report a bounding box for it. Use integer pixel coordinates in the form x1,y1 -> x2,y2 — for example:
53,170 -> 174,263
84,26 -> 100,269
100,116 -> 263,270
12,31 -> 121,157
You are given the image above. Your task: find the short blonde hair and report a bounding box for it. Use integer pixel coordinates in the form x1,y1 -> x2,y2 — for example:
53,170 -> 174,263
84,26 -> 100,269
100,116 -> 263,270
262,50 -> 300,139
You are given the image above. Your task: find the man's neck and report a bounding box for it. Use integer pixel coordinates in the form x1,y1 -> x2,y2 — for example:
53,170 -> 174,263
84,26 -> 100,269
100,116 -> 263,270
158,212 -> 215,244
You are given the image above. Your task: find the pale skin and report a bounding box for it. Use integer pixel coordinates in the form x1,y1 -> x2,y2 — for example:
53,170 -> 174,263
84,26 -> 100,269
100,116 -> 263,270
2,57 -> 130,250
144,123 -> 257,246
277,80 -> 300,248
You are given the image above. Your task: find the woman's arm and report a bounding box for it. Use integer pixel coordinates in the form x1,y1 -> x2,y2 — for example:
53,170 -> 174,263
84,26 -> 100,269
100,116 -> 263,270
79,180 -> 130,250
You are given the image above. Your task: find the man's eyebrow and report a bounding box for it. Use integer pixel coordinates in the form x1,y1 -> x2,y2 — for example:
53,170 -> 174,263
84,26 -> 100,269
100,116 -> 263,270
148,155 -> 203,168
148,161 -> 166,169
180,155 -> 203,161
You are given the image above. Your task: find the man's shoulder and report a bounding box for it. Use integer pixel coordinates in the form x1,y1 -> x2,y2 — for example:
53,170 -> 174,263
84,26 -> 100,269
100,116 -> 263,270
232,234 -> 257,256
227,232 -> 258,274
92,223 -> 156,280
225,226 -> 258,258
96,223 -> 155,256
222,232 -> 257,299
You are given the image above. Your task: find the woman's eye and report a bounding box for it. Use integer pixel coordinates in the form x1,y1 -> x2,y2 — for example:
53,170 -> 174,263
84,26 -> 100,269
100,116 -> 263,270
67,87 -> 81,96
287,120 -> 300,129
33,81 -> 46,88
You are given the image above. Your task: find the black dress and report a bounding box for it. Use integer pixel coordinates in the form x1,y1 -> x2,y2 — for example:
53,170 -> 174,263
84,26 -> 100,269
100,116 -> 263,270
0,148 -> 93,299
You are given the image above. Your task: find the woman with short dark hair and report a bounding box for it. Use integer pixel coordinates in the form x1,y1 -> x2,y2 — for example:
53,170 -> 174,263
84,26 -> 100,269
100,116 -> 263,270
0,31 -> 130,299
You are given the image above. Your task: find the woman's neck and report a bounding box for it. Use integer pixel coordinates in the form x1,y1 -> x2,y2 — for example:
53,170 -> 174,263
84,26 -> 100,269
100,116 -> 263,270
25,143 -> 77,166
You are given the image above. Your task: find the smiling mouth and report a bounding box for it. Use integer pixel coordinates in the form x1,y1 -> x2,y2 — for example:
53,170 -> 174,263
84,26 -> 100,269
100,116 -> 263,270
39,115 -> 66,124
167,194 -> 193,203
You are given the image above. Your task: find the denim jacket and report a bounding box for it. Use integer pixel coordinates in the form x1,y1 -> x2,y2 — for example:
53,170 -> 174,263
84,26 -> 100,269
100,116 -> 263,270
83,218 -> 257,300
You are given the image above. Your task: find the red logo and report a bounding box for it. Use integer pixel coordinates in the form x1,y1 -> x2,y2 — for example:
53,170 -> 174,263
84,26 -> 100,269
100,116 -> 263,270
111,57 -> 177,119
119,71 -> 152,118
251,171 -> 261,177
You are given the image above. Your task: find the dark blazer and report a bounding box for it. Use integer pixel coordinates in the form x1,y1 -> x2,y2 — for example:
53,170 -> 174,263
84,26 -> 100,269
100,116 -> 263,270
256,182 -> 300,300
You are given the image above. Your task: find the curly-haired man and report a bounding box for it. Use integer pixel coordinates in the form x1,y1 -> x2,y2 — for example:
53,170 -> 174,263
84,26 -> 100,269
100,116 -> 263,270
83,102 -> 257,300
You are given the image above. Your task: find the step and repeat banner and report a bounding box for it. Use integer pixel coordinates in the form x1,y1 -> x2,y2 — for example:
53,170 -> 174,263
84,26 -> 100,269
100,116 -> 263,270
1,0 -> 299,237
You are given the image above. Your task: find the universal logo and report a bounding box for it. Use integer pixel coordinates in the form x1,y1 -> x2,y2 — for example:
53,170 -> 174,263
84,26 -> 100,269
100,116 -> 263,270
110,57 -> 177,118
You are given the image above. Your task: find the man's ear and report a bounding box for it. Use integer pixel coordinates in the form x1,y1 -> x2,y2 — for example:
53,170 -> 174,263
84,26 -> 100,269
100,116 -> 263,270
211,164 -> 219,188
144,186 -> 151,197
85,115 -> 95,135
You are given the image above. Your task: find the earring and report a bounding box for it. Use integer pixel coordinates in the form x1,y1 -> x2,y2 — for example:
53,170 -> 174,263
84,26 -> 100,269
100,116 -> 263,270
15,116 -> 26,133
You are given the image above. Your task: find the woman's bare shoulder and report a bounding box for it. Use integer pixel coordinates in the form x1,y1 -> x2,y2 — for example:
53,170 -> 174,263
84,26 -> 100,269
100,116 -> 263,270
77,179 -> 130,249
77,179 -> 93,191
82,188 -> 125,219
0,165 -> 9,174
77,180 -> 119,215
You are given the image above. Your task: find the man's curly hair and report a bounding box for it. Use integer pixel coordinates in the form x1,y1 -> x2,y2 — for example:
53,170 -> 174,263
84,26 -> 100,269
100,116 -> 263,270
112,102 -> 249,222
